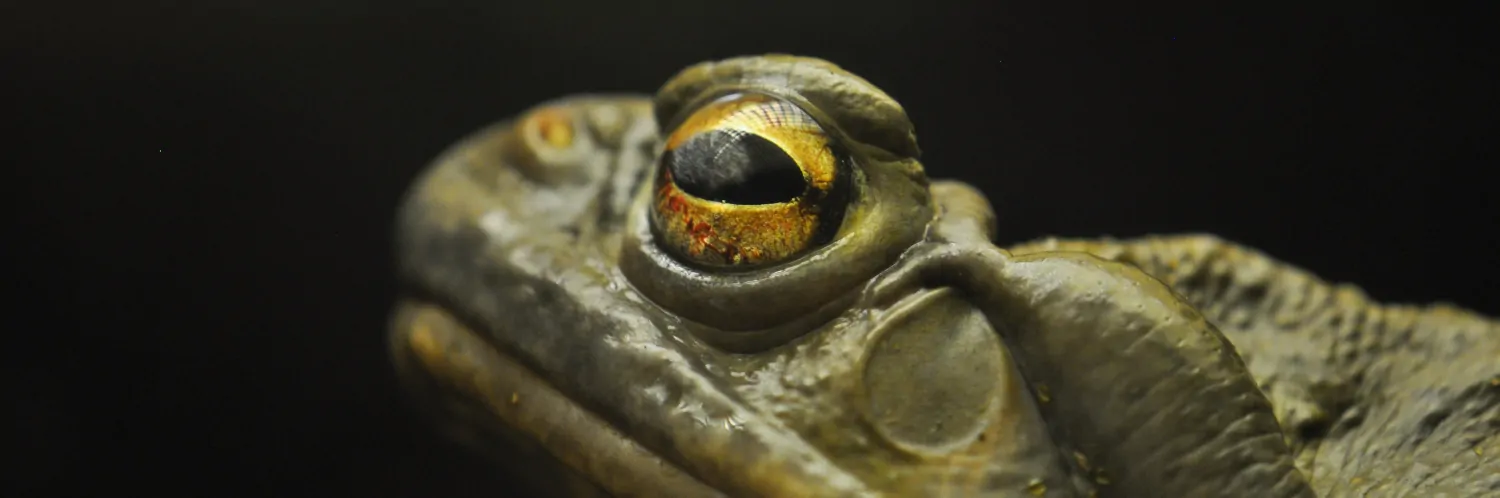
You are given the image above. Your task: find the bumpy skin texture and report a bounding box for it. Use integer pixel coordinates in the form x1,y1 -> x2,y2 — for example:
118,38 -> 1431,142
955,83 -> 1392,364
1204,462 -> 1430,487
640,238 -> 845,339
1009,237 -> 1499,495
390,55 -> 1498,497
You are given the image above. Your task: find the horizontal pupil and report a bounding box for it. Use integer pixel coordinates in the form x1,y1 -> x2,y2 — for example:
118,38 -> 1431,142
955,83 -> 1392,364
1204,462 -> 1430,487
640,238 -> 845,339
666,130 -> 806,205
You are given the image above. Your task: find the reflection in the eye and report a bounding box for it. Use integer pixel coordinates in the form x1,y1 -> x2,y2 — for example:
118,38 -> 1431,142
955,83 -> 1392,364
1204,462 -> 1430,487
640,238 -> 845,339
650,93 -> 850,269
666,128 -> 804,204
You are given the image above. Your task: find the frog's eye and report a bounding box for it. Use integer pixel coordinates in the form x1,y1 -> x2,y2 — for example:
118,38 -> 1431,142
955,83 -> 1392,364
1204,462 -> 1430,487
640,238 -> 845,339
651,93 -> 850,269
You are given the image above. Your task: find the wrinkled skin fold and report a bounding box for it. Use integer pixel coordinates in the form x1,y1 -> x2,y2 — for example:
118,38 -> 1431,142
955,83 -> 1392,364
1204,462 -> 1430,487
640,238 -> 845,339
390,55 -> 1499,497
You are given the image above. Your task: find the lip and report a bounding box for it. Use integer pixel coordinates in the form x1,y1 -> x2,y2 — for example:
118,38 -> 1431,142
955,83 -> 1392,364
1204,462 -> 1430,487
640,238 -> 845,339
389,299 -> 724,496
386,277 -> 885,497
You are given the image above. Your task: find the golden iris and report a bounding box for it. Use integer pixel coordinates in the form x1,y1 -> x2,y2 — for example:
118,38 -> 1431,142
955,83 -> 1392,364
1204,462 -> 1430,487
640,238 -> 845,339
651,93 -> 849,268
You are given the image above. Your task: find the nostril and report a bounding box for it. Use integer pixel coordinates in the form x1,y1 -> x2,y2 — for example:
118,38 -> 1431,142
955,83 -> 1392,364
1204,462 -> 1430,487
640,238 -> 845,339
509,104 -> 595,185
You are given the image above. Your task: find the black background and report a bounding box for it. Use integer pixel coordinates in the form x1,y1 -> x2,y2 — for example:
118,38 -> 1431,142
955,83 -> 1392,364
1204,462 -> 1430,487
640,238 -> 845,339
12,3 -> 1498,497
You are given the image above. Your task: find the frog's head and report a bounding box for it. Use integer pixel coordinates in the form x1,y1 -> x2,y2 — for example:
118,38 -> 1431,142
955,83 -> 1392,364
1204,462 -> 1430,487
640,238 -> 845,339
390,55 -> 1304,497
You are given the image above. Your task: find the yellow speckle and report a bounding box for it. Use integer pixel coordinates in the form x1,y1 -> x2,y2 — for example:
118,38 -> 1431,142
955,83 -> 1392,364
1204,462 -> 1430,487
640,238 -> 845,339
1026,479 -> 1046,496
531,108 -> 574,149
409,322 -> 441,360
1094,470 -> 1111,485
541,122 -> 572,148
1475,447 -> 1483,456
1349,477 -> 1364,485
510,392 -> 519,404
1036,383 -> 1051,404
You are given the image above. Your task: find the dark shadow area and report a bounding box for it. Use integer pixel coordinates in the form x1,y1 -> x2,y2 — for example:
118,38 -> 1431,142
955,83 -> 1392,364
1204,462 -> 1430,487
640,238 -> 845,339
10,2 -> 1496,497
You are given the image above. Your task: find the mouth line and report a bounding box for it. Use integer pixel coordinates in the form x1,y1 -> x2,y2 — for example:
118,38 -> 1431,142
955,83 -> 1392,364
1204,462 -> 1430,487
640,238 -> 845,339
390,297 -> 727,497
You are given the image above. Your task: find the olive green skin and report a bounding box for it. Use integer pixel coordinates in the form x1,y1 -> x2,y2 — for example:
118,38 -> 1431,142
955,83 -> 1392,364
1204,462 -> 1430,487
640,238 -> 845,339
390,55 -> 1499,497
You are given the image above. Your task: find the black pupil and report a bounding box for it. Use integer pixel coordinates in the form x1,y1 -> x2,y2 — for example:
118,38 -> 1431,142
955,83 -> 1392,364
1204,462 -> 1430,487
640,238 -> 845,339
664,130 -> 806,204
